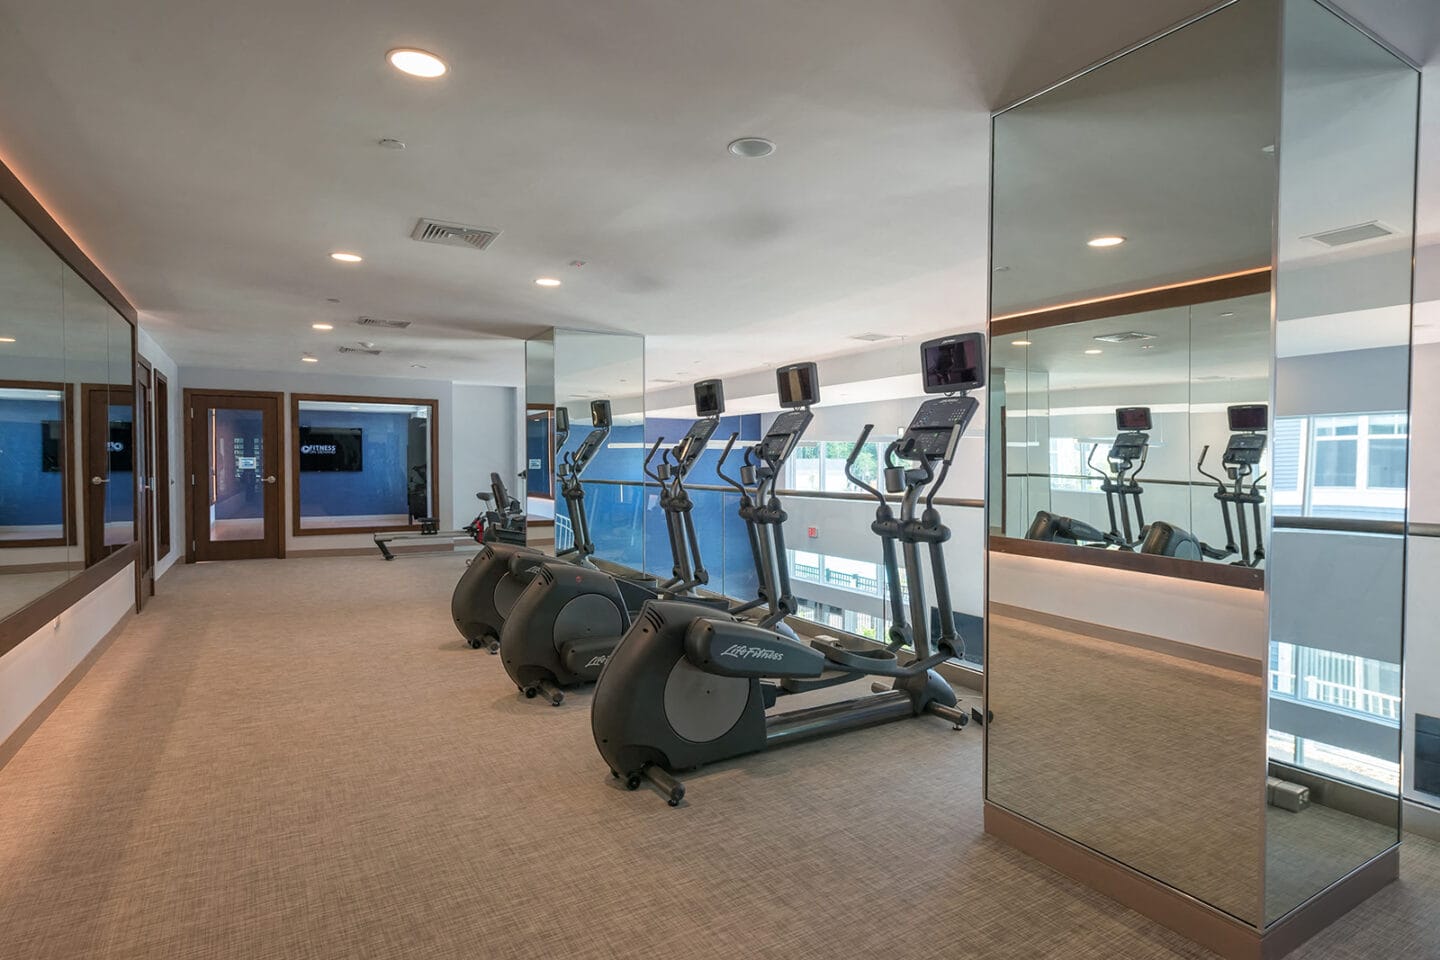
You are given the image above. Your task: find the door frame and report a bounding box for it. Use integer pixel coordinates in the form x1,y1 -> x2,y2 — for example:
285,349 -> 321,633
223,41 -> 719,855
183,389 -> 287,563
134,358 -> 154,607
81,382 -> 136,569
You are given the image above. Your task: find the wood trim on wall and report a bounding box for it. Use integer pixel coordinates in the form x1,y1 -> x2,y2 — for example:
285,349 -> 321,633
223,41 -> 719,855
288,393 -> 441,538
0,156 -> 139,660
990,268 -> 1272,337
0,544 -> 137,657
989,533 -> 1265,590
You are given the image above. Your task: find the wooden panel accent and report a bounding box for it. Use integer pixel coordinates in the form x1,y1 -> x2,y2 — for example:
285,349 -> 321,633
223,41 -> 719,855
990,534 -> 1265,590
0,545 -> 137,657
990,268 -> 1272,337
288,393 -> 441,537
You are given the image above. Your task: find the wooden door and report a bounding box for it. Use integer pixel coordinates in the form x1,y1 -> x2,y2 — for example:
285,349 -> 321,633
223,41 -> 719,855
82,383 -> 136,568
186,391 -> 284,561
135,362 -> 154,604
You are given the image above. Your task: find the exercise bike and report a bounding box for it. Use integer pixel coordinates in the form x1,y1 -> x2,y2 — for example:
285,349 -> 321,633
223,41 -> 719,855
591,340 -> 978,805
450,402 -> 608,651
495,380 -> 736,705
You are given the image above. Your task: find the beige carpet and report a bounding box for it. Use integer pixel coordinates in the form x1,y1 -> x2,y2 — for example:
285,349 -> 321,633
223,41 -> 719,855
0,555 -> 1434,959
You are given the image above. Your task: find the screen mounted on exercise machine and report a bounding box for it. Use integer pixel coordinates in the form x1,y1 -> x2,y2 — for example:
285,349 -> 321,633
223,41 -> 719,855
1115,406 -> 1152,431
694,379 -> 725,418
1228,404 -> 1267,432
590,400 -> 612,428
920,333 -> 985,394
776,362 -> 819,409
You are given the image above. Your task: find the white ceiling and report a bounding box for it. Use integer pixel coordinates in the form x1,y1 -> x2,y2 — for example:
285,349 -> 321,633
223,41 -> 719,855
0,0 -> 1433,393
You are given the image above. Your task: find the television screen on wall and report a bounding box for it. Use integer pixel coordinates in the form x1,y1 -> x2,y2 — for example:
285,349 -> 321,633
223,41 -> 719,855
41,420 -> 63,473
300,426 -> 363,471
108,421 -> 133,472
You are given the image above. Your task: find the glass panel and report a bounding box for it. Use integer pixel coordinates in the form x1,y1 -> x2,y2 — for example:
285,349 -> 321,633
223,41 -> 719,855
0,201 -> 69,613
986,0 -> 1278,927
295,399 -> 433,531
105,312 -> 134,549
1265,0 -> 1417,924
552,329 -> 644,570
62,265 -> 113,569
208,407 -> 265,542
523,333 -> 555,524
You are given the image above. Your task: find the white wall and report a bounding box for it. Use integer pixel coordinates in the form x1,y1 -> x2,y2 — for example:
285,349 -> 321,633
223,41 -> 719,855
0,564 -> 133,747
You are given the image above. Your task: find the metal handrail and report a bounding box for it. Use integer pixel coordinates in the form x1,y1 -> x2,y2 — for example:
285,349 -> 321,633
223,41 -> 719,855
581,477 -> 983,509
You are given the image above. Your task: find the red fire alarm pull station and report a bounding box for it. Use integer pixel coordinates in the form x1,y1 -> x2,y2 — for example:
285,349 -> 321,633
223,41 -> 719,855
808,527 -> 818,539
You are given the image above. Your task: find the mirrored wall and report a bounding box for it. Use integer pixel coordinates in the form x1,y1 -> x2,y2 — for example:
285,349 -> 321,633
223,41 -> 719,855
985,0 -> 1418,947
0,192 -> 136,623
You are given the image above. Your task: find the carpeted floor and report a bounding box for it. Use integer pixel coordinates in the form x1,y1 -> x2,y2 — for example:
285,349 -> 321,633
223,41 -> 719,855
0,555 -> 1436,959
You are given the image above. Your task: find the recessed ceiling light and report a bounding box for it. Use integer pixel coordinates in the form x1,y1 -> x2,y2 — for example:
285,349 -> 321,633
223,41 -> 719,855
535,277 -> 562,288
727,137 -> 776,159
1084,348 -> 1103,355
325,297 -> 341,303
312,323 -> 334,331
1220,312 -> 1236,318
377,138 -> 407,150
0,336 -> 15,343
1011,339 -> 1032,347
301,356 -> 319,363
410,363 -> 428,369
1087,236 -> 1126,248
330,252 -> 363,263
387,48 -> 448,78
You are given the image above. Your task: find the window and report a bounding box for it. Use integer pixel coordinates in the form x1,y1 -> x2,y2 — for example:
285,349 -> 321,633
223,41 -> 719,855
292,395 -> 438,535
1273,412 -> 1407,520
784,440 -> 885,493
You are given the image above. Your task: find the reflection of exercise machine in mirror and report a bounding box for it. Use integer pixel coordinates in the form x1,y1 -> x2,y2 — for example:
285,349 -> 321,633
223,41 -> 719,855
1194,404 -> 1268,568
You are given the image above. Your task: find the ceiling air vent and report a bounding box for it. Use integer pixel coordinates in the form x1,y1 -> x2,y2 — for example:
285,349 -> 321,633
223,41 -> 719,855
1304,221 -> 1394,248
356,316 -> 411,329
1093,331 -> 1156,344
411,218 -> 500,251
338,345 -> 382,356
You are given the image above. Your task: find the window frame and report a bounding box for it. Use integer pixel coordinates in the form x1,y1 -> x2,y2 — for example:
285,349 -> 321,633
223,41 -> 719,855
289,393 -> 440,537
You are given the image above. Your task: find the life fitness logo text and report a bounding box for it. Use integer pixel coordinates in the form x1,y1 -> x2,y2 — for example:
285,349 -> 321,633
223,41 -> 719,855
720,644 -> 784,661
106,441 -> 126,452
300,444 -> 337,455
585,655 -> 609,669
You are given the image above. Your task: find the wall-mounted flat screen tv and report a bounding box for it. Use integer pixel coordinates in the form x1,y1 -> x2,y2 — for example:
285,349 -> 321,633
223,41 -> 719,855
300,426 -> 364,472
108,421 -> 133,472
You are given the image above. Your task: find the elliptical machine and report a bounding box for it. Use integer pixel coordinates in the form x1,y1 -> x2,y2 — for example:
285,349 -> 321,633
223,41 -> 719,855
449,402 -> 604,651
592,341 -> 979,805
494,380 -> 733,705
1194,403 -> 1268,567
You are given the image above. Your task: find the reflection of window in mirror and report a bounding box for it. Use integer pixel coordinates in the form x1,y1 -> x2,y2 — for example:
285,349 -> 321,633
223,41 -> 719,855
292,396 -> 439,535
0,382 -> 74,547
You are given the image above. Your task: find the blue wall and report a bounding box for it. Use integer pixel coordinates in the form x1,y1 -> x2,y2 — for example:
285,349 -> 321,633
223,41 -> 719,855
298,410 -> 414,517
0,397 -> 65,527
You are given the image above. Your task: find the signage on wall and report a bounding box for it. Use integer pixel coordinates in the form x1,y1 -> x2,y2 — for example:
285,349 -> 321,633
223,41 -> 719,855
529,458 -> 542,470
235,456 -> 258,471
298,426 -> 363,472
808,526 -> 818,539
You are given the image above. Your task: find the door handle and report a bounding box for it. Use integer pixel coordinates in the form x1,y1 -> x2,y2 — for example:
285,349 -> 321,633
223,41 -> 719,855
261,475 -> 277,484
90,476 -> 110,486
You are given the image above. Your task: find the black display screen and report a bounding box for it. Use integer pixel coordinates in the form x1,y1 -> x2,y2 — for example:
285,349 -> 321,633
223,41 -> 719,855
921,333 -> 984,393
1115,407 -> 1153,431
776,363 -> 819,408
555,407 -> 570,434
1228,404 -> 1268,432
591,400 -> 612,428
300,426 -> 363,471
694,379 -> 724,417
41,420 -> 63,473
108,422 -> 132,471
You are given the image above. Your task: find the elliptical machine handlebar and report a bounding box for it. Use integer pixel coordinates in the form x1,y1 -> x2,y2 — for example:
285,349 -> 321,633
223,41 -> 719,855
642,437 -> 666,484
1196,444 -> 1224,487
844,425 -> 888,506
715,432 -> 746,496
924,423 -> 965,515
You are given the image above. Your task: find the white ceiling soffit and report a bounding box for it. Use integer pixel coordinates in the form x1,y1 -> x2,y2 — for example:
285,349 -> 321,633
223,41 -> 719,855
0,0 -> 1238,384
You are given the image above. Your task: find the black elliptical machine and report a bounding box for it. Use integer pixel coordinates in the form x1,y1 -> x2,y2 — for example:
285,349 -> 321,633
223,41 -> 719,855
592,340 -> 979,806
1192,403 -> 1268,567
495,380 -> 735,705
450,402 -> 606,651
1029,406 -> 1214,560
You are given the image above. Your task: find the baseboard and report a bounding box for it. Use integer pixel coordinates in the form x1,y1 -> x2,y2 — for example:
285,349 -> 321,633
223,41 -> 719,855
984,801 -> 1263,959
989,602 -> 1263,676
985,802 -> 1399,959
0,609 -> 135,772
1404,799 -> 1440,841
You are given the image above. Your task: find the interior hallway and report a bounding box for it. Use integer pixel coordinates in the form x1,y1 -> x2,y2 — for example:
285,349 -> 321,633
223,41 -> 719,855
0,555 -> 1436,960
